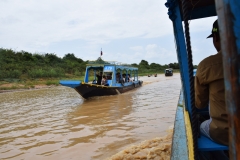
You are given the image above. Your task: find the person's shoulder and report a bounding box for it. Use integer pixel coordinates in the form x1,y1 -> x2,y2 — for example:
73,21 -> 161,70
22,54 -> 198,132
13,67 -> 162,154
198,52 -> 222,69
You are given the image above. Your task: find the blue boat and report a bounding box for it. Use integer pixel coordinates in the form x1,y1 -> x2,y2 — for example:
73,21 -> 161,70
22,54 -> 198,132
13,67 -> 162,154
60,57 -> 143,99
165,0 -> 240,159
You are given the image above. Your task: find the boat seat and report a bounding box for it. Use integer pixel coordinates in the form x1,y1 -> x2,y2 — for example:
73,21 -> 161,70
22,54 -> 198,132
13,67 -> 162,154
191,107 -> 228,151
196,107 -> 228,151
198,135 -> 229,151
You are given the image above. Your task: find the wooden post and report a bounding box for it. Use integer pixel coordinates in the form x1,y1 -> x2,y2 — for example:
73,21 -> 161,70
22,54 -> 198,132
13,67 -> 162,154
215,1 -> 240,160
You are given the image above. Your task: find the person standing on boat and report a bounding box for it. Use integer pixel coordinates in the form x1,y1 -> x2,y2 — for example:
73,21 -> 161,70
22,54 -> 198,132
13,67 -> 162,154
96,72 -> 103,85
195,20 -> 228,146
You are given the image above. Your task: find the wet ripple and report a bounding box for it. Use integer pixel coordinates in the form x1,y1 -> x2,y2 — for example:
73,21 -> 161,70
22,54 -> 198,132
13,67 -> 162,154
0,74 -> 181,160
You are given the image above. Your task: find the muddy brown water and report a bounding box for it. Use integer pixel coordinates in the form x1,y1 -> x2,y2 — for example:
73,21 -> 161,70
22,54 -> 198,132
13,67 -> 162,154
0,73 -> 181,160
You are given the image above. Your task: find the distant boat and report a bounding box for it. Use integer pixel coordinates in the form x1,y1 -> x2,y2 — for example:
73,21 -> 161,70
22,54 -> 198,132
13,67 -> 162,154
60,57 -> 143,99
165,68 -> 173,76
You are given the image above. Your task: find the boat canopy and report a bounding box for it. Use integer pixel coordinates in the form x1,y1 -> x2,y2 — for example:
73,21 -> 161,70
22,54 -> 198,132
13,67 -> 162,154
115,66 -> 138,71
165,0 -> 216,21
86,57 -> 138,71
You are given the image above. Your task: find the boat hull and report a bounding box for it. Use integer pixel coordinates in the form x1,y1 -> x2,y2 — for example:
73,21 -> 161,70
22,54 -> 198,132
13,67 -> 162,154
165,73 -> 173,76
75,81 -> 142,99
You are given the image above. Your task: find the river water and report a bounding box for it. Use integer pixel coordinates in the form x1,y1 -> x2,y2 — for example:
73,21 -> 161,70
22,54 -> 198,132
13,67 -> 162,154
0,73 -> 181,160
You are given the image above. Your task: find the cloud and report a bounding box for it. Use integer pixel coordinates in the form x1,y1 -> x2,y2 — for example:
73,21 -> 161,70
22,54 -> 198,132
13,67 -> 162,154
189,17 -> 217,32
0,0 -> 217,65
130,46 -> 144,52
103,43 -> 176,65
0,0 -> 172,48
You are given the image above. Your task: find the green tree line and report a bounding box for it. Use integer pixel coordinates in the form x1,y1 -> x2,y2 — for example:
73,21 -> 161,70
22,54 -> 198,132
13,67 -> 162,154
131,60 -> 188,75
0,48 -> 86,79
0,48 -> 192,80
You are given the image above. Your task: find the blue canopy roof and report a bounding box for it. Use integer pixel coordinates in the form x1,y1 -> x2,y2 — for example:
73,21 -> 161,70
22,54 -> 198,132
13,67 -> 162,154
165,0 -> 216,21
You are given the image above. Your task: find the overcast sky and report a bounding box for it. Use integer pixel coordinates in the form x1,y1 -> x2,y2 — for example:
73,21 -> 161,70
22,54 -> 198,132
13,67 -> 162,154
0,0 -> 217,65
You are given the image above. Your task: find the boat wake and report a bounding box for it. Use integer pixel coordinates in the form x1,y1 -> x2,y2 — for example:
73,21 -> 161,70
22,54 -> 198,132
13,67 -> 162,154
106,127 -> 173,160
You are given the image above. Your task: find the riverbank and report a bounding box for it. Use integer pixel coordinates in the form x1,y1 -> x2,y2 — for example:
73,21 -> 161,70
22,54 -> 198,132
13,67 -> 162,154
0,75 -> 83,92
0,79 -> 60,93
0,72 -> 179,93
